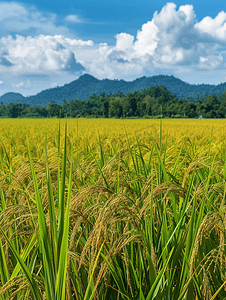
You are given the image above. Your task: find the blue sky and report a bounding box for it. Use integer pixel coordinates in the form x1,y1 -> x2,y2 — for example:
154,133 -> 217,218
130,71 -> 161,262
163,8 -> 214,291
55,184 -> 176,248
1,0 -> 226,96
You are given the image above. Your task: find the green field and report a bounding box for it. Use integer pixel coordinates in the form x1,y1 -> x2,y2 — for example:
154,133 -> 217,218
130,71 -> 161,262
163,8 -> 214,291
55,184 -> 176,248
1,118 -> 226,299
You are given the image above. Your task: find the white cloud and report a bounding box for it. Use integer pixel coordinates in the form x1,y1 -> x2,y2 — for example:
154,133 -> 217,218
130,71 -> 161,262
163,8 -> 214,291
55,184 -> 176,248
65,14 -> 83,23
88,2 -> 226,79
0,2 -> 27,21
13,79 -> 31,89
195,11 -> 226,41
62,37 -> 94,47
108,3 -> 198,67
115,33 -> 134,50
198,54 -> 223,69
0,2 -> 71,37
0,34 -> 89,74
0,80 -> 4,85
133,21 -> 159,57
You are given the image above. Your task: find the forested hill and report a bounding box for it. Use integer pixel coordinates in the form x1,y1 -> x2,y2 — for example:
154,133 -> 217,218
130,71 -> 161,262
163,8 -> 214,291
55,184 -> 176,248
1,74 -> 226,106
1,84 -> 226,119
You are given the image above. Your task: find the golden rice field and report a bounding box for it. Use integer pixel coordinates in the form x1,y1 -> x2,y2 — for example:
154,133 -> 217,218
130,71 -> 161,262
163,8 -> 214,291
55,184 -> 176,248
1,118 -> 226,299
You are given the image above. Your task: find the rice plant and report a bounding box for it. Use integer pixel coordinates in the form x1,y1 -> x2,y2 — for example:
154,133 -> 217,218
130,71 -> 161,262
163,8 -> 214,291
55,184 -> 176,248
0,118 -> 226,299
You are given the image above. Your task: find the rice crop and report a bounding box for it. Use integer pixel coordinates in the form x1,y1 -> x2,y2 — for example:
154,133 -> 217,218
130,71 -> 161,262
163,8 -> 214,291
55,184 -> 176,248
1,118 -> 226,299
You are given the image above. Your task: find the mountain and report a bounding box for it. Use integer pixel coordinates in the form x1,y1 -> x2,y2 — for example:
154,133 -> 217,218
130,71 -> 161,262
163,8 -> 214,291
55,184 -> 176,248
0,92 -> 26,104
1,74 -> 226,106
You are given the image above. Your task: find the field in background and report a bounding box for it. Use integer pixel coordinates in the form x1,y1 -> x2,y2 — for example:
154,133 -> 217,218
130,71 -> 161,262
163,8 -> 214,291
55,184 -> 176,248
1,118 -> 225,149
1,118 -> 226,299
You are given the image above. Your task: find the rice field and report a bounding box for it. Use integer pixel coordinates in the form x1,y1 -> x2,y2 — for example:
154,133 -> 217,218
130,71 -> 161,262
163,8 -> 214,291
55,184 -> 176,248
1,118 -> 226,299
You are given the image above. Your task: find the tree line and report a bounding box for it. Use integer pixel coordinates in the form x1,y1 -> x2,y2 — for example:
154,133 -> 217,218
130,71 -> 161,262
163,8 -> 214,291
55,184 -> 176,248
1,85 -> 226,118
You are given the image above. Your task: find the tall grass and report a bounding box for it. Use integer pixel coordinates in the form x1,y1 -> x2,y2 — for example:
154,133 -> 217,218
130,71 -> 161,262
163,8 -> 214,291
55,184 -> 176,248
0,118 -> 226,299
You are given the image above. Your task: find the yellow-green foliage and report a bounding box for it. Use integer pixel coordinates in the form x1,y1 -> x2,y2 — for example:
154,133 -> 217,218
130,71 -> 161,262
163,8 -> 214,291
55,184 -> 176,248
1,118 -> 226,299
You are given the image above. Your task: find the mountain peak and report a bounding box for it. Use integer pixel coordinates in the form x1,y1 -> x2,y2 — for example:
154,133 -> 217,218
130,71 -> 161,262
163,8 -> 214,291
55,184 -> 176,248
78,73 -> 99,81
3,92 -> 25,97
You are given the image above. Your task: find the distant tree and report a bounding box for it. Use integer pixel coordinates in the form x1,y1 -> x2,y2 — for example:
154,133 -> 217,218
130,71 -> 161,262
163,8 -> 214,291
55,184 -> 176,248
109,99 -> 123,118
103,100 -> 109,118
46,100 -> 62,117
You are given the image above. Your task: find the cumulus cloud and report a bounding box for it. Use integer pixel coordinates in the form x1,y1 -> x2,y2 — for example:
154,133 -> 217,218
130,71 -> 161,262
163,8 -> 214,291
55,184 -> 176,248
107,3 -> 198,67
195,11 -> 226,41
86,2 -> 226,79
0,35 -> 88,74
115,33 -> 134,50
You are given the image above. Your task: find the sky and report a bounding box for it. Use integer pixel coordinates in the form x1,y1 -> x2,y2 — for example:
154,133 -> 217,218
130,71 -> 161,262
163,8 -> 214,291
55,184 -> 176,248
1,0 -> 226,96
